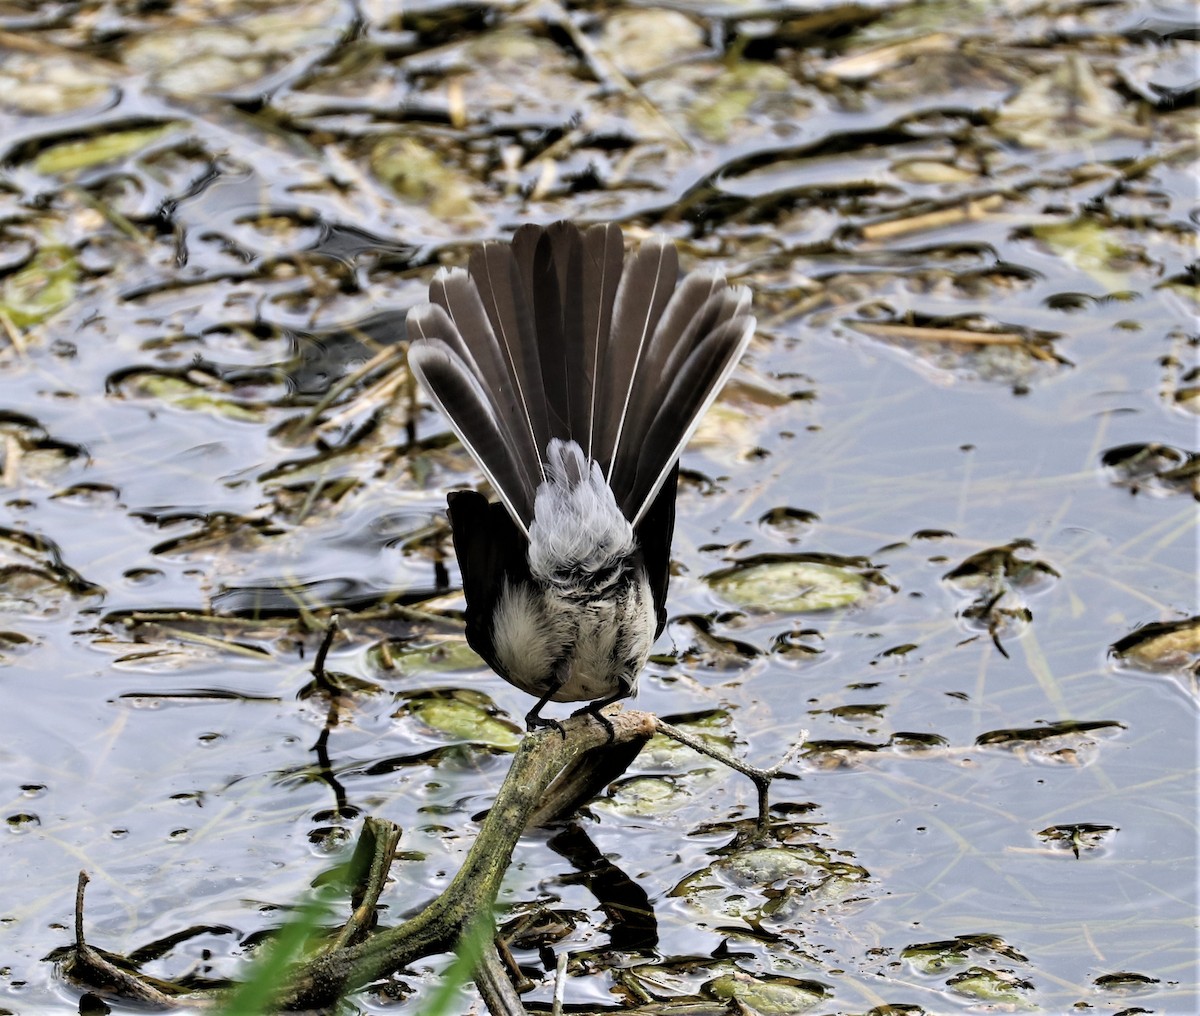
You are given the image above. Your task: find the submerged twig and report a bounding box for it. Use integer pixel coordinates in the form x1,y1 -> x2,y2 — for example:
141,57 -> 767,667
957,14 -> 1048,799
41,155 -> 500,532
311,612 -> 342,693
325,817 -> 403,952
0,310 -> 26,359
295,344 -> 408,431
849,320 -> 1029,346
63,873 -> 182,1007
860,193 -> 1005,241
655,719 -> 806,839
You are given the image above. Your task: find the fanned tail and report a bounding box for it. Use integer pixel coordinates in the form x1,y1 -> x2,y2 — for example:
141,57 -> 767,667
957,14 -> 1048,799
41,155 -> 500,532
407,221 -> 755,530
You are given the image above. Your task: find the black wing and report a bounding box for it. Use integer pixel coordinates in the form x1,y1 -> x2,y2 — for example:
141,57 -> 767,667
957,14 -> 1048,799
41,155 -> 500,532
446,489 -> 531,672
633,463 -> 678,638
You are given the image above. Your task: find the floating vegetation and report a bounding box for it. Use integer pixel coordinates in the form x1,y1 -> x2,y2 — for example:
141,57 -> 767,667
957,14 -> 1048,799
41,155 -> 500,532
945,966 -> 1035,1006
1100,442 -> 1200,499
705,969 -> 828,1013
393,688 -> 521,750
366,635 -> 482,678
707,554 -> 885,613
119,0 -> 350,98
1037,822 -> 1117,859
107,367 -> 280,422
943,540 -> 1060,657
0,528 -> 102,617
994,54 -> 1142,148
32,123 -> 183,176
847,316 -> 1069,390
975,719 -> 1124,765
672,843 -> 869,926
597,9 -> 708,79
1110,615 -> 1200,695
0,51 -> 114,117
368,136 -> 483,224
903,933 -> 1028,975
1030,217 -> 1152,292
0,245 -> 78,328
0,413 -> 85,486
667,614 -> 763,671
618,959 -> 830,1014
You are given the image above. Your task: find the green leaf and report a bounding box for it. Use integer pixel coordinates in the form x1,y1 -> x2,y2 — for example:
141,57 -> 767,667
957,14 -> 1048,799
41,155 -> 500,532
709,558 -> 871,612
34,123 -> 181,175
1,246 -> 78,327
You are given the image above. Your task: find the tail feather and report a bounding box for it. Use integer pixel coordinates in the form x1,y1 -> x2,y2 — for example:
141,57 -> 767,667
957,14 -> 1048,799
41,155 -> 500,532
606,273 -> 731,512
659,284 -> 752,384
511,223 -> 585,446
407,222 -> 755,531
580,224 -> 625,458
468,241 -> 547,487
417,279 -> 543,509
598,237 -> 678,485
407,340 -> 536,527
629,313 -> 756,523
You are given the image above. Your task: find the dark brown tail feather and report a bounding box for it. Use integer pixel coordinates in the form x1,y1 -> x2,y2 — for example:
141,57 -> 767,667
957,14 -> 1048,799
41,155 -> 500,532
408,222 -> 754,530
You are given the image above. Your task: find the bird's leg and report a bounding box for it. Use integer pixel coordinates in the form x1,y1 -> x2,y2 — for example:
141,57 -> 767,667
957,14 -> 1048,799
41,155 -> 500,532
524,667 -> 568,736
572,673 -> 635,742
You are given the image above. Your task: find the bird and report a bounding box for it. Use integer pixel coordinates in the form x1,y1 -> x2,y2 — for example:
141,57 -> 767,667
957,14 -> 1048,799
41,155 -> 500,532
406,221 -> 755,731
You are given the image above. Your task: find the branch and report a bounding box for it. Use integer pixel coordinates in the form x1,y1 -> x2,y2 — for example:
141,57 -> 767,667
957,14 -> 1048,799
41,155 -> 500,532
272,709 -> 657,1009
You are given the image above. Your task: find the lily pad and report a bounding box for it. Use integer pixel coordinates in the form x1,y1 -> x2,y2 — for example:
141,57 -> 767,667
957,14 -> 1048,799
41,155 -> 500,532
368,636 -> 483,677
108,369 -> 273,423
705,970 -> 827,1013
672,844 -> 869,924
946,966 -> 1034,1005
708,555 -> 876,612
903,933 -> 1027,975
638,710 -> 735,770
597,774 -> 691,817
0,245 -> 78,327
1110,616 -> 1200,676
397,689 -> 521,750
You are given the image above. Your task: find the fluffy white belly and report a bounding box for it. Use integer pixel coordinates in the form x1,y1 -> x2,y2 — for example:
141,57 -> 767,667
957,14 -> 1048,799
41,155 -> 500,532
490,574 -> 654,702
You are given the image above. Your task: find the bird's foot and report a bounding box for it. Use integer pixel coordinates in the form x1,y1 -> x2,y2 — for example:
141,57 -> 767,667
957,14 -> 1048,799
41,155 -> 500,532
525,707 -> 566,739
571,699 -> 625,743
